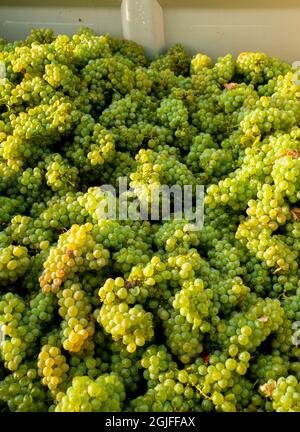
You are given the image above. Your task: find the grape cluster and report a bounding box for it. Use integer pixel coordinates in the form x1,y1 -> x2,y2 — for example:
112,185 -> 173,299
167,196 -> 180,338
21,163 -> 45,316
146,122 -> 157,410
216,297 -> 284,356
38,344 -> 69,390
160,301 -> 204,364
57,281 -> 96,353
98,301 -> 154,354
55,373 -> 125,412
39,223 -> 110,293
0,362 -> 48,412
44,153 -> 79,194
260,376 -> 300,412
250,350 -> 290,385
0,245 -> 29,284
0,291 -> 55,371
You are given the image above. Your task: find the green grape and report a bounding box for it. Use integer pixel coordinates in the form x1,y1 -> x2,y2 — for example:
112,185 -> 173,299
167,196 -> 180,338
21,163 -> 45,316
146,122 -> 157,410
0,291 -> 55,371
260,376 -> 300,412
45,153 -> 79,194
0,245 -> 30,285
0,362 -> 48,412
55,373 -> 125,412
38,344 -> 69,391
250,350 -> 290,385
0,196 -> 26,225
150,44 -> 190,76
129,367 -> 202,412
57,280 -> 96,353
236,52 -> 291,85
216,296 -> 284,356
39,223 -> 110,293
106,34 -> 147,67
173,278 -> 213,329
190,52 -> 213,75
98,301 -> 154,353
110,340 -> 143,393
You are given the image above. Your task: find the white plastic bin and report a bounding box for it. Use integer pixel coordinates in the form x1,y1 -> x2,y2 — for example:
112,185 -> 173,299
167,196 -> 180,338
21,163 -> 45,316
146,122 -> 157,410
0,0 -> 300,61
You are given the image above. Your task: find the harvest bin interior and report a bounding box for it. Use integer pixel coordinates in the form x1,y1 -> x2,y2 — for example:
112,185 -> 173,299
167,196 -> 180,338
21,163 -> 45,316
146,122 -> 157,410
0,0 -> 300,61
0,0 -> 300,416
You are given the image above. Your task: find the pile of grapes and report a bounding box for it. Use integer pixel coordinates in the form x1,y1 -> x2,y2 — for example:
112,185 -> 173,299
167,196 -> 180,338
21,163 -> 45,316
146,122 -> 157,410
0,27 -> 299,412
